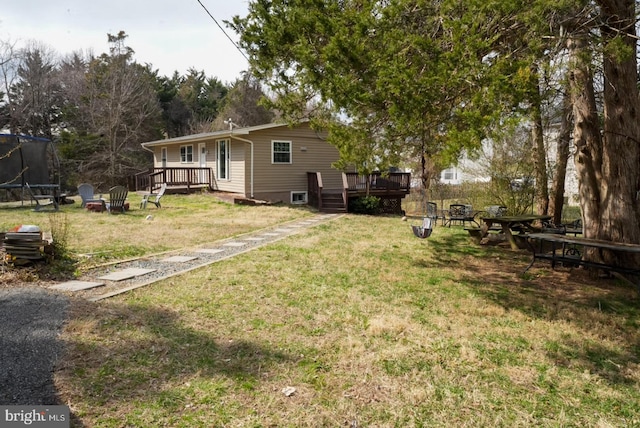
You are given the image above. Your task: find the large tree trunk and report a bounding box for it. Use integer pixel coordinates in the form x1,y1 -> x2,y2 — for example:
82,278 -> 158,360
598,0 -> 640,257
567,35 -> 602,241
530,65 -> 549,216
548,90 -> 573,225
532,104 -> 549,215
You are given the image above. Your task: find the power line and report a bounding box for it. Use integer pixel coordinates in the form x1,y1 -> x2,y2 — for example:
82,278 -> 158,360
196,0 -> 250,62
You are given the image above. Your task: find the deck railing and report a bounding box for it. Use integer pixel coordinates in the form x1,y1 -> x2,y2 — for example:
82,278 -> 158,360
343,172 -> 411,194
135,167 -> 211,192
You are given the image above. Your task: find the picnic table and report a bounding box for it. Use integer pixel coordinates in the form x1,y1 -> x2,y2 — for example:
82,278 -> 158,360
478,214 -> 552,250
525,233 -> 640,290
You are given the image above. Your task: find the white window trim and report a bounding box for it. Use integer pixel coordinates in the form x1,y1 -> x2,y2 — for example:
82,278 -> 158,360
291,191 -> 308,204
272,140 -> 292,164
180,145 -> 193,163
217,139 -> 231,181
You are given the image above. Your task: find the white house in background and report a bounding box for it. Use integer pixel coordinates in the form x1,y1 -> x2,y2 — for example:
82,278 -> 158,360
438,132 -> 580,205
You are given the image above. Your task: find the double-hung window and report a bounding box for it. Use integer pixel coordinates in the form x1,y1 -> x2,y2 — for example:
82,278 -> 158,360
180,145 -> 193,163
272,141 -> 292,164
443,168 -> 456,181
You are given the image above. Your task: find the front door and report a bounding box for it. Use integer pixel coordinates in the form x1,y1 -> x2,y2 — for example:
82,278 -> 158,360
217,139 -> 230,180
161,147 -> 167,168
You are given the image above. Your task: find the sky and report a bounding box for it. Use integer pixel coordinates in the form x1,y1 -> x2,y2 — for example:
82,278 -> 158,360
0,0 -> 250,83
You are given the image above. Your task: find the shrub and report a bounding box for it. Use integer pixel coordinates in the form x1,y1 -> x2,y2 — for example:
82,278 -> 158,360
349,195 -> 381,215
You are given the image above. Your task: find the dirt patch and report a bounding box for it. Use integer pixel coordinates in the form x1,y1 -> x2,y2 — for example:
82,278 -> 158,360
461,249 -> 639,306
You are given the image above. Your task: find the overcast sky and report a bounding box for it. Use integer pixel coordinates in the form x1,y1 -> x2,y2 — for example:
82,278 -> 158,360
0,0 -> 250,83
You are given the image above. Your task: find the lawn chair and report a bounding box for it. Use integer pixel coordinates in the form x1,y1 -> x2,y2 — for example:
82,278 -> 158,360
563,218 -> 583,236
25,183 -> 59,212
411,216 -> 433,239
426,201 -> 441,224
485,205 -> 508,217
105,185 -> 128,214
140,183 -> 167,209
444,204 -> 479,227
78,183 -> 102,208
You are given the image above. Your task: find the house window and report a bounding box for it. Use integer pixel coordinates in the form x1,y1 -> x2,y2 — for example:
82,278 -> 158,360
443,168 -> 456,181
291,191 -> 307,204
180,145 -> 193,163
217,139 -> 230,180
272,141 -> 292,164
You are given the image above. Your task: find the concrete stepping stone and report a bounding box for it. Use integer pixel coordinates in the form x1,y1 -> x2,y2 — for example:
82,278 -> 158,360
97,268 -> 156,282
50,280 -> 105,291
161,255 -> 198,263
274,228 -> 294,233
223,242 -> 247,247
244,237 -> 265,241
261,233 -> 280,237
195,248 -> 225,254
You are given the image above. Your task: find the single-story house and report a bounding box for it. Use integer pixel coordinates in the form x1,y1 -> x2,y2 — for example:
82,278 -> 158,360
140,122 -> 345,205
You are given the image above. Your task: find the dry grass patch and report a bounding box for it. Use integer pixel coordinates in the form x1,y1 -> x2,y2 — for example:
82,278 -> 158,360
0,192 -> 313,283
48,215 -> 640,426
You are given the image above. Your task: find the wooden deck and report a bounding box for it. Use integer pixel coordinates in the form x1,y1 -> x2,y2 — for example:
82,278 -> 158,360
135,168 -> 410,213
308,172 -> 410,213
135,167 -> 211,192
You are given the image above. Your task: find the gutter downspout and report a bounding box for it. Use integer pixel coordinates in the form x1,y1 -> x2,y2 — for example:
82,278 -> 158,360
229,134 -> 254,199
141,143 -> 154,154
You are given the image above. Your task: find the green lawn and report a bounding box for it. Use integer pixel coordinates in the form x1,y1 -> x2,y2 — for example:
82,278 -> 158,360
45,207 -> 640,427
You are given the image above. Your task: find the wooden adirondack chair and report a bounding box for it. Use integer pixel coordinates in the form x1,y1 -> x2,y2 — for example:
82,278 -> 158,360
78,183 -> 103,208
105,185 -> 128,214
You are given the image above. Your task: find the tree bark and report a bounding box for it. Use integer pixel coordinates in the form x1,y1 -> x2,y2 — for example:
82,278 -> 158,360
531,98 -> 549,215
597,0 -> 640,255
548,90 -> 573,225
567,35 -> 602,241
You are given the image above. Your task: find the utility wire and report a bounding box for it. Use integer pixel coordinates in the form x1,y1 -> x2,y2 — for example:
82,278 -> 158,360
196,0 -> 250,62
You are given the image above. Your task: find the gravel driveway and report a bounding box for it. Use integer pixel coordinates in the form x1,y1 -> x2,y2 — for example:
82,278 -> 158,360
0,287 -> 70,405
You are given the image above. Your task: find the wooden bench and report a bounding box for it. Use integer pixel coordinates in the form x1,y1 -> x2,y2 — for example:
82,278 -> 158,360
465,227 -> 484,242
465,227 -> 506,245
525,233 -> 640,290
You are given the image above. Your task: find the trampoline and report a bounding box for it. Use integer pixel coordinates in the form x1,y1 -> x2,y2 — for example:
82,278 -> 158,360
0,134 -> 61,204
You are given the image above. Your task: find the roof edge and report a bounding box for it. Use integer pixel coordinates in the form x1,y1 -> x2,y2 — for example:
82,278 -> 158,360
141,122 -> 300,147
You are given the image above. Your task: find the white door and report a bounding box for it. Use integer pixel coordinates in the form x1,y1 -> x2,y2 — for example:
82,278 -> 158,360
199,143 -> 207,183
217,139 -> 230,180
161,147 -> 167,168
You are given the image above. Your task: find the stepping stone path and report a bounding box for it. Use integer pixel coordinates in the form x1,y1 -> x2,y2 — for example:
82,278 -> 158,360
50,280 -> 105,291
161,256 -> 198,263
51,214 -> 339,301
195,248 -> 225,254
97,268 -> 157,281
